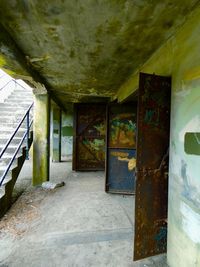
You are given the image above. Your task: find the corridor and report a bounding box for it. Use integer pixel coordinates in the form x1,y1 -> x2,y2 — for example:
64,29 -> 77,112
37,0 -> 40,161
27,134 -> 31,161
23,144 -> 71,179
0,161 -> 167,267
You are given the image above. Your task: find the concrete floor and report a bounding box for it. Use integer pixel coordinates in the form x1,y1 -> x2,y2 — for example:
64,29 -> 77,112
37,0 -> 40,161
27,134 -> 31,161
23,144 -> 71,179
0,160 -> 168,267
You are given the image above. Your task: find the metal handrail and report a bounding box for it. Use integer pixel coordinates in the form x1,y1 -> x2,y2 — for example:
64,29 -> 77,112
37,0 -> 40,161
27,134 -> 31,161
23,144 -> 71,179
0,102 -> 34,186
0,78 -> 31,93
0,80 -> 13,92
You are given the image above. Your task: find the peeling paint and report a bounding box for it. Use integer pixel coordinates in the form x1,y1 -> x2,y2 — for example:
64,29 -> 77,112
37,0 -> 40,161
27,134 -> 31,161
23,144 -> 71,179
181,202 -> 200,244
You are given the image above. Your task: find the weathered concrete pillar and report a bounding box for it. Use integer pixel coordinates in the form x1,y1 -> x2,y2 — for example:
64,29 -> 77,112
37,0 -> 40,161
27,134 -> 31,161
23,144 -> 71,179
33,88 -> 50,185
51,103 -> 62,162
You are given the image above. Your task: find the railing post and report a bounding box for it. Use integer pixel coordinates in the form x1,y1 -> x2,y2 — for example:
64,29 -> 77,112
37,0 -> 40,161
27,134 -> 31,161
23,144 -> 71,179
26,110 -> 30,159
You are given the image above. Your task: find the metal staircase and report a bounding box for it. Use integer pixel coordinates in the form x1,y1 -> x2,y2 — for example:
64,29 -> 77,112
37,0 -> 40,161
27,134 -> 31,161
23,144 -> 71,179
0,78 -> 33,217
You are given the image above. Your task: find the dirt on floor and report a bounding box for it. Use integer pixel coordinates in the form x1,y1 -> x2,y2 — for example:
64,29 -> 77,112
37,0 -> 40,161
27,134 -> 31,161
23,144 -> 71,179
0,187 -> 53,237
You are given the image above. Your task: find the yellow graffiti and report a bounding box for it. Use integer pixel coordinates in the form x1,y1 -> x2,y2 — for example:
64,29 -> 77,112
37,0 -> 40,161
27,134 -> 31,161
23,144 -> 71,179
111,151 -> 129,157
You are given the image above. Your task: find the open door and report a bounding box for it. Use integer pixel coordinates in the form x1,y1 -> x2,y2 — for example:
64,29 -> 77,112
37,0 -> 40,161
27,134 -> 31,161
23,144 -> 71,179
134,73 -> 171,260
106,103 -> 137,194
73,103 -> 106,171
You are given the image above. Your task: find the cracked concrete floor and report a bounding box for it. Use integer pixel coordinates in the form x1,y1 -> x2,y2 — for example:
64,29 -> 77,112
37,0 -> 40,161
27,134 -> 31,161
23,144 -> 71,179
0,161 -> 168,267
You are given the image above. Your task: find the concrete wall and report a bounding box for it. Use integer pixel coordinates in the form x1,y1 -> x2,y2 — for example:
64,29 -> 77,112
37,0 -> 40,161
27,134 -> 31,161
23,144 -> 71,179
61,112 -> 73,161
117,7 -> 200,267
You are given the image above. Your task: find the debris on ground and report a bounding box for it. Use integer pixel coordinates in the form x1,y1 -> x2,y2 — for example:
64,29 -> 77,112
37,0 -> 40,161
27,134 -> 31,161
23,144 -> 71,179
0,187 -> 50,237
42,181 -> 65,190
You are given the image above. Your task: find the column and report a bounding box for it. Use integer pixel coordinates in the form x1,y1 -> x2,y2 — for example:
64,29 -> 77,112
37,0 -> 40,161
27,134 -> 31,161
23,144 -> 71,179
33,91 -> 50,185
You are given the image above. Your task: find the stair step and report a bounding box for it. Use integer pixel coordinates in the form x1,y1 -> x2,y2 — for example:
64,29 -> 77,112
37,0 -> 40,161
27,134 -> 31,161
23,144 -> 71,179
0,169 -> 12,185
0,137 -> 26,146
1,152 -> 23,160
5,96 -> 32,101
0,157 -> 18,167
14,89 -> 32,93
0,187 -> 5,198
0,106 -> 29,111
7,99 -> 33,103
0,113 -> 30,119
0,110 -> 28,115
0,145 -> 26,154
4,101 -> 32,106
8,94 -> 33,98
0,129 -> 26,138
0,117 -> 23,124
0,102 -> 31,107
0,122 -> 27,129
0,160 -> 18,171
0,175 -> 13,186
12,94 -> 32,98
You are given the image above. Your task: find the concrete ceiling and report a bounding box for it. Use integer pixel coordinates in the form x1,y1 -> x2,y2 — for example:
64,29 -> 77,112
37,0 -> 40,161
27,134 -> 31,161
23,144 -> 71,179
0,0 -> 199,105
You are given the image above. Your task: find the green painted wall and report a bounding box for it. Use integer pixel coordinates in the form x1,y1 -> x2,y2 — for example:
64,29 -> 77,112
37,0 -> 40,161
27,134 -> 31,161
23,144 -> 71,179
117,7 -> 200,267
61,112 -> 73,161
51,103 -> 61,162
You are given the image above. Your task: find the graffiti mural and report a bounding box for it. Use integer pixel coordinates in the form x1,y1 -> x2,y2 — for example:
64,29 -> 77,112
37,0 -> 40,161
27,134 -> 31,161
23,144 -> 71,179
74,104 -> 106,170
107,148 -> 136,193
106,104 -> 137,194
109,112 -> 136,148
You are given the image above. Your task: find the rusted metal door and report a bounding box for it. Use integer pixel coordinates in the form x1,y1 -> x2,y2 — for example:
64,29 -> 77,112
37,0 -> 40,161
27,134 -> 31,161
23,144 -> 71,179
73,103 -> 106,171
134,73 -> 171,260
106,104 -> 137,194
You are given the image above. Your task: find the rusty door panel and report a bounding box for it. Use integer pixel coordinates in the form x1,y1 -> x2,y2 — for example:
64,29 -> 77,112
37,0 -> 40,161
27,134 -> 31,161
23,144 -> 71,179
137,73 -> 171,170
106,104 -> 137,194
73,104 -> 106,171
134,73 -> 171,260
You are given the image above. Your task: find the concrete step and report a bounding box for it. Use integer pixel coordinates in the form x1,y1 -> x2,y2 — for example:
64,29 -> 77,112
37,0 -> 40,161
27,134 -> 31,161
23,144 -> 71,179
7,99 -> 33,104
5,96 -> 32,101
0,186 -> 5,198
8,93 -> 33,97
7,91 -> 32,96
14,89 -> 32,93
0,101 -> 31,106
0,122 -> 27,129
0,129 -> 26,138
0,119 -> 33,128
0,136 -> 26,146
0,110 -> 33,116
4,100 -> 32,105
0,116 -> 22,124
0,145 -> 26,154
1,152 -> 23,161
0,160 -> 17,172
0,106 -> 29,111
0,113 -> 31,119
0,168 -> 12,185
6,98 -> 33,103
0,113 -> 29,119
0,117 -> 33,124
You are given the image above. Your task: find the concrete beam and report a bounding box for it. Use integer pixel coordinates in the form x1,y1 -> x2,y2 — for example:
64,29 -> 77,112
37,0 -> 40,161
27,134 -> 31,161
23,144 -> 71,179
33,92 -> 50,185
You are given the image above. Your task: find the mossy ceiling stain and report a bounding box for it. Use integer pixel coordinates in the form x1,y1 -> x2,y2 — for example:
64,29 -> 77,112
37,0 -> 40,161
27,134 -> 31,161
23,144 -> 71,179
0,0 -> 199,103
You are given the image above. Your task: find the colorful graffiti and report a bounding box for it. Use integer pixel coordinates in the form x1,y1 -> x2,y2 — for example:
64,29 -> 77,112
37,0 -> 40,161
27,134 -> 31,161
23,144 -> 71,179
75,104 -> 106,170
107,148 -> 136,192
109,113 -> 136,148
81,138 -> 105,162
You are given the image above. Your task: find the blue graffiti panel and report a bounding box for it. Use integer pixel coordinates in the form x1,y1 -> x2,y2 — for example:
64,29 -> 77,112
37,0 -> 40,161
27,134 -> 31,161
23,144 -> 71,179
107,148 -> 136,193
